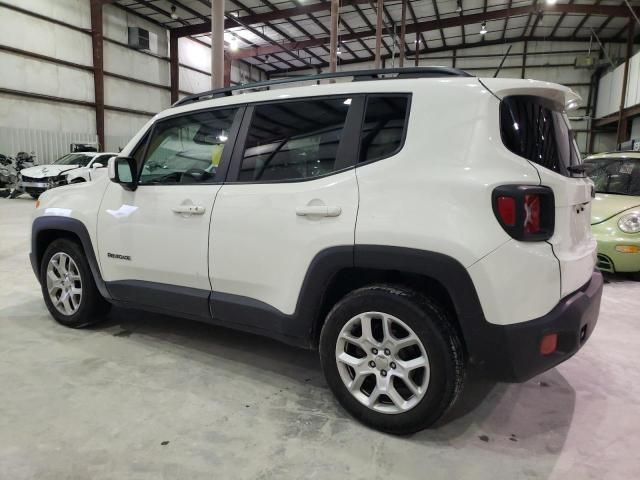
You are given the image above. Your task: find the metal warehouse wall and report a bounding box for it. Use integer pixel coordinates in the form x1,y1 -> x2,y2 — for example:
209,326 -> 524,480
0,0 -> 262,159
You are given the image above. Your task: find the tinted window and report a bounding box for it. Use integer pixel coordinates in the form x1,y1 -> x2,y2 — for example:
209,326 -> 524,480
238,97 -> 352,182
139,108 -> 238,184
359,96 -> 409,163
501,95 -> 581,176
587,157 -> 640,196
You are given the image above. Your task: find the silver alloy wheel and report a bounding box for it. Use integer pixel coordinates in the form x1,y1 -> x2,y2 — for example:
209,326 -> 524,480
46,252 -> 82,316
335,312 -> 430,414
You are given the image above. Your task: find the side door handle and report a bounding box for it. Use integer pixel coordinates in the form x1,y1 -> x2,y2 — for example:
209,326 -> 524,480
296,205 -> 342,217
172,205 -> 206,215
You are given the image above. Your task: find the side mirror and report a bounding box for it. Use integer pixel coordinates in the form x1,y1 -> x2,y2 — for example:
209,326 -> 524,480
108,156 -> 137,191
92,162 -> 104,169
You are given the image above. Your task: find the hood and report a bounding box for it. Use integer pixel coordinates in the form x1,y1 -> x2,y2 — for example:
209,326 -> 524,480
591,193 -> 640,225
20,164 -> 79,179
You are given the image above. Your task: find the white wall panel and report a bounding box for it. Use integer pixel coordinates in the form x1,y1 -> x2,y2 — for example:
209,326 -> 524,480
8,0 -> 90,28
104,111 -> 152,152
0,7 -> 92,66
596,51 -> 640,118
0,52 -> 94,103
104,76 -> 169,114
179,38 -> 211,73
104,41 -> 170,87
625,52 -> 639,108
179,67 -> 211,94
0,95 -> 95,133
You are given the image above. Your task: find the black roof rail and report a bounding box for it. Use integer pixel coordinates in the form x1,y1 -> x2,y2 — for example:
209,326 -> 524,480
172,66 -> 472,107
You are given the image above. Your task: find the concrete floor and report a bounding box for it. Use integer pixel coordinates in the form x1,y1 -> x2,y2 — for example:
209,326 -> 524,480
1,197 -> 639,480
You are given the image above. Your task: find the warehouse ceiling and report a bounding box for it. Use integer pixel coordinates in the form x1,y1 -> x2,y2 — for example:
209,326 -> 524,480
113,0 -> 640,73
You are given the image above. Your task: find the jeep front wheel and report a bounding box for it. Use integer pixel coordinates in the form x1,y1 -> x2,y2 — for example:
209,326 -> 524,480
319,285 -> 465,434
40,239 -> 110,328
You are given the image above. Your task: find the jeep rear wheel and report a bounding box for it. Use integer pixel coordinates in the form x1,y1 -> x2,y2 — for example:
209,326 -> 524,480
320,285 -> 465,434
40,239 -> 110,328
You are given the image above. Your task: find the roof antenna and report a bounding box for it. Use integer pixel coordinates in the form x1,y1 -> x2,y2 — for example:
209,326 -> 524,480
493,45 -> 513,78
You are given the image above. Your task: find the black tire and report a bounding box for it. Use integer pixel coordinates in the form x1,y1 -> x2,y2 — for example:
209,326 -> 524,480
40,238 -> 110,328
319,285 -> 465,434
71,178 -> 86,184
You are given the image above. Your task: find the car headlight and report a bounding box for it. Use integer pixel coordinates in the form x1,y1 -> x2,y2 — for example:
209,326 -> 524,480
618,212 -> 640,234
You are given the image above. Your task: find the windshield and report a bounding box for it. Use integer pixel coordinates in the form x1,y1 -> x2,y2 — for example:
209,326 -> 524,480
586,157 -> 640,196
54,153 -> 93,166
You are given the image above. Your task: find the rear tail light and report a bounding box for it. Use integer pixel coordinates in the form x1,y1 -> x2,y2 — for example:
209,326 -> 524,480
492,185 -> 555,241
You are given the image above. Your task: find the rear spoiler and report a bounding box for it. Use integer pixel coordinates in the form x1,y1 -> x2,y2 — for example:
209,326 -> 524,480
478,78 -> 581,112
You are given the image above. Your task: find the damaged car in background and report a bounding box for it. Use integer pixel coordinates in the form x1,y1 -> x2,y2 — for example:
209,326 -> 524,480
14,151 -> 116,198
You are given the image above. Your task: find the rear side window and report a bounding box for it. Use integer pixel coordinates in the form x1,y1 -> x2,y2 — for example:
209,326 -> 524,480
500,95 -> 581,176
238,97 -> 352,182
359,95 -> 409,163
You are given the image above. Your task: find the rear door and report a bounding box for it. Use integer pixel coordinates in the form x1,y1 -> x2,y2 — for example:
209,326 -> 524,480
209,95 -> 362,326
499,94 -> 596,297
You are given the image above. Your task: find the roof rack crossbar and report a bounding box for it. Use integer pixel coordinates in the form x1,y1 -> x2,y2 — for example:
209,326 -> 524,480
173,67 -> 472,107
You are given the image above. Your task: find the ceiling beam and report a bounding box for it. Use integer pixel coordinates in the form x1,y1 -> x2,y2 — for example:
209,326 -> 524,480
275,35 -> 625,73
229,4 -> 639,59
172,0 -> 372,37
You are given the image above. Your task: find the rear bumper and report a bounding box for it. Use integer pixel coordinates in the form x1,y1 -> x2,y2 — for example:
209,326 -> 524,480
476,270 -> 603,382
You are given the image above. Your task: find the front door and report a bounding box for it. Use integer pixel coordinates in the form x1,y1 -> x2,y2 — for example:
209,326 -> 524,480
97,106 -> 242,318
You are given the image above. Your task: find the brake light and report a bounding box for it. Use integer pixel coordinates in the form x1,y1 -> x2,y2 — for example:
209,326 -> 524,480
496,196 -> 516,226
492,186 -> 555,241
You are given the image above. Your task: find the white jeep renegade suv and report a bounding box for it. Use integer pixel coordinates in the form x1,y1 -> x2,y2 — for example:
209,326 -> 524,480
30,68 -> 602,434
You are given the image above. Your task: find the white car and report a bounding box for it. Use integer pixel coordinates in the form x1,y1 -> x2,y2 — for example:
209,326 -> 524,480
17,151 -> 116,198
29,68 -> 602,434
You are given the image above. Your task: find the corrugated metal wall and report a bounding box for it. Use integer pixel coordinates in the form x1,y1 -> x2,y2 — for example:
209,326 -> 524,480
0,127 -> 98,164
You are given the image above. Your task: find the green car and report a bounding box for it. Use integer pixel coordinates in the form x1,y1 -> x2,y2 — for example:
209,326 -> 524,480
585,151 -> 640,278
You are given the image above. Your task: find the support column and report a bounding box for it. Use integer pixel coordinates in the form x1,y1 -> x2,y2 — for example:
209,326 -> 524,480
374,0 -> 383,69
399,0 -> 407,67
211,0 -> 225,89
224,53 -> 232,87
521,40 -> 527,79
616,19 -> 635,144
329,0 -> 339,73
90,0 -> 105,150
414,32 -> 419,67
169,32 -> 179,103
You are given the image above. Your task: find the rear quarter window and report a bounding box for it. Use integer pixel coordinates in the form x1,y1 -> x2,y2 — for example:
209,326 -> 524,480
500,95 -> 581,177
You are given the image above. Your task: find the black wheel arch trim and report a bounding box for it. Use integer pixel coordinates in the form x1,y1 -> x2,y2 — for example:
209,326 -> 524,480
31,216 -> 112,300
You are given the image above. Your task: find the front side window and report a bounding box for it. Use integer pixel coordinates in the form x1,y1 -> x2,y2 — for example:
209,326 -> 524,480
500,95 -> 582,177
139,108 -> 238,185
237,97 -> 352,182
359,95 -> 410,163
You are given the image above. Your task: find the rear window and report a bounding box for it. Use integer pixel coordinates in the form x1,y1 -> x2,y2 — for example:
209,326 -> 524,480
500,95 -> 581,176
